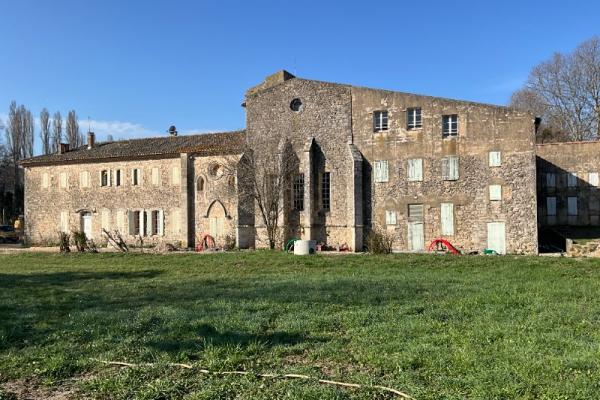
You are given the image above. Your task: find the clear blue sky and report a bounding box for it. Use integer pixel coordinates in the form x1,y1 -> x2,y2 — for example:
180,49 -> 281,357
1,0 -> 599,151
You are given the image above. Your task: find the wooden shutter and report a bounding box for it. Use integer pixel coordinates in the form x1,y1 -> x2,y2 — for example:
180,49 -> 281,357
408,222 -> 424,251
440,203 -> 454,235
60,211 -> 69,232
408,204 -> 423,221
385,210 -> 396,225
489,185 -> 502,201
487,222 -> 506,254
449,156 -> 459,180
381,161 -> 389,182
101,209 -> 110,231
116,210 -> 125,233
407,159 -> 422,182
172,208 -> 181,234
374,161 -> 381,182
441,158 -> 449,180
489,151 -> 501,167
128,211 -> 135,235
172,167 -> 181,186
158,210 -> 164,236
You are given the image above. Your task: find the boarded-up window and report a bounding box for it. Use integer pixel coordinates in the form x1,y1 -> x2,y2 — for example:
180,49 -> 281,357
408,204 -> 423,222
60,211 -> 69,232
489,151 -> 501,167
589,172 -> 599,187
101,209 -> 110,231
151,167 -> 161,186
172,166 -> 181,186
442,156 -> 459,181
568,197 -> 578,216
546,173 -> 556,188
440,203 -> 454,235
407,159 -> 423,182
385,210 -> 397,225
567,172 -> 578,187
42,173 -> 49,188
546,197 -> 557,216
374,160 -> 389,183
489,185 -> 502,201
59,172 -> 68,189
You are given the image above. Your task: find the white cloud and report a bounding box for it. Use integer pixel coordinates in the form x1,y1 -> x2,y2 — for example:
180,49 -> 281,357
84,119 -> 156,141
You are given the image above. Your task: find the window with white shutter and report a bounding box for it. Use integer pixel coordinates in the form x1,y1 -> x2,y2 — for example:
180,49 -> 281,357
60,211 -> 69,232
172,166 -> 181,186
442,156 -> 459,181
440,203 -> 454,235
385,210 -> 397,225
546,197 -> 557,216
489,151 -> 501,167
151,167 -> 160,186
116,210 -> 125,233
407,159 -> 423,182
589,172 -> 599,187
374,160 -> 389,183
567,172 -> 578,187
59,172 -> 68,189
101,209 -> 110,231
568,197 -> 578,216
171,208 -> 182,234
489,185 -> 502,201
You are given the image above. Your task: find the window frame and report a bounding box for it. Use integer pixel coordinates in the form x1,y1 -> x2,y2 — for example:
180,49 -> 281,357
407,107 -> 422,130
322,172 -> 331,212
546,197 -> 557,216
293,173 -> 305,211
373,160 -> 389,183
567,196 -> 578,216
441,156 -> 459,181
442,114 -> 459,137
407,158 -> 423,182
385,210 -> 397,225
408,204 -> 424,222
489,184 -> 502,201
489,151 -> 502,167
373,111 -> 389,132
132,168 -> 141,186
100,170 -> 109,187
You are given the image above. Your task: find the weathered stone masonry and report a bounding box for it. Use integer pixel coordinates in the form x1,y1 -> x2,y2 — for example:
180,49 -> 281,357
22,71 -> 544,254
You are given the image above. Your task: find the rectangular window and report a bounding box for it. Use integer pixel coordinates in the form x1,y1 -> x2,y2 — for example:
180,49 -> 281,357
589,172 -> 599,187
546,197 -> 557,216
132,169 -> 141,186
442,114 -> 458,137
407,107 -> 422,129
440,203 -> 454,235
567,172 -> 578,187
133,210 -> 141,235
568,196 -> 578,216
59,172 -> 68,189
115,170 -> 122,186
79,171 -> 90,188
442,156 -> 459,181
489,185 -> 502,201
385,210 -> 397,225
293,174 -> 305,211
151,210 -> 159,236
151,167 -> 160,186
42,173 -> 49,188
546,173 -> 556,188
101,209 -> 110,231
373,111 -> 388,132
171,208 -> 181,234
407,158 -> 423,182
100,170 -> 110,187
408,204 -> 424,222
172,166 -> 181,186
489,151 -> 502,167
322,172 -> 331,211
374,160 -> 389,183
116,209 -> 125,233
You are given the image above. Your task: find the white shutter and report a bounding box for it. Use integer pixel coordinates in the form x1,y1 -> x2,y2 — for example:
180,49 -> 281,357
139,210 -> 145,236
449,156 -> 459,180
172,167 -> 181,186
407,159 -> 423,182
374,161 -> 381,182
385,210 -> 397,225
158,210 -> 164,236
487,222 -> 506,254
60,211 -> 69,232
42,173 -> 48,188
101,209 -> 110,231
117,210 -> 125,233
589,172 -> 599,187
172,208 -> 181,234
152,168 -> 160,186
489,185 -> 502,201
147,210 -> 154,236
128,211 -> 135,235
408,222 -> 424,251
381,160 -> 389,182
107,170 -> 112,186
546,197 -> 557,216
441,203 -> 454,235
568,197 -> 578,216
489,151 -> 501,167
441,158 -> 449,180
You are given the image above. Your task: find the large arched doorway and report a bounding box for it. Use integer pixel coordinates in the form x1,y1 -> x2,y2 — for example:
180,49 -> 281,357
206,200 -> 227,239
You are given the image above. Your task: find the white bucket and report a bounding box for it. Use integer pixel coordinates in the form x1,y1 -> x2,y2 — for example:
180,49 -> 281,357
294,240 -> 316,255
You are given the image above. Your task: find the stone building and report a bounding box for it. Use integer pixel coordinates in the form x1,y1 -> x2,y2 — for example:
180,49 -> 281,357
21,71 -> 541,254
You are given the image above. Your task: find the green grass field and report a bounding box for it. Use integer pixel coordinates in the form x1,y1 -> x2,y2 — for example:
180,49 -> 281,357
1,252 -> 600,399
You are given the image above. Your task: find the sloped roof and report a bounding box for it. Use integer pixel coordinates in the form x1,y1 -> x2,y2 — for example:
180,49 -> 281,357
20,130 -> 246,166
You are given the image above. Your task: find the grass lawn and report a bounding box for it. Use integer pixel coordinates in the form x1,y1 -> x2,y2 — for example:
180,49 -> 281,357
1,252 -> 600,399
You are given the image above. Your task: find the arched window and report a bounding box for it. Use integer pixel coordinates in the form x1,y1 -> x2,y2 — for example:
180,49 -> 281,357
228,176 -> 235,187
197,177 -> 205,192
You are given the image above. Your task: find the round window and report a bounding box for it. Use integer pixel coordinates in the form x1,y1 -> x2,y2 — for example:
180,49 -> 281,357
209,163 -> 224,179
290,98 -> 303,112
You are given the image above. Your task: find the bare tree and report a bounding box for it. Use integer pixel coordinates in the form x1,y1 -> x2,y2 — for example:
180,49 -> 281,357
5,101 -> 33,205
40,108 -> 51,155
236,141 -> 299,249
52,111 -> 62,152
511,36 -> 600,142
66,110 -> 83,147
20,106 -> 34,159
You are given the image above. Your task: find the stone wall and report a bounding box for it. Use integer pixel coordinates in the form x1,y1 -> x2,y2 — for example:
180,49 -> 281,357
23,156 -> 187,246
537,141 -> 600,226
351,87 -> 538,254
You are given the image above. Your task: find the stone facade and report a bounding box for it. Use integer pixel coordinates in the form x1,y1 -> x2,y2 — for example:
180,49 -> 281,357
22,71 -> 544,254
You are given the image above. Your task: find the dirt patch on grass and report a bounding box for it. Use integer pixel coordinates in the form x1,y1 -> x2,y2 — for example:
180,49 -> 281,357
1,377 -> 82,400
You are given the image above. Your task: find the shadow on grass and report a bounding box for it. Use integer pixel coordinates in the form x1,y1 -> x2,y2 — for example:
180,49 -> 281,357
0,270 -> 162,288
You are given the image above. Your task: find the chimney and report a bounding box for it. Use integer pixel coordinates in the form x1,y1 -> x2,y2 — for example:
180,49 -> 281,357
87,132 -> 95,149
58,143 -> 70,154
168,125 -> 178,137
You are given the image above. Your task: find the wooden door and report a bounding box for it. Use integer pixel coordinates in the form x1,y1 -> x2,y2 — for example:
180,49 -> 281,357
487,222 -> 506,254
